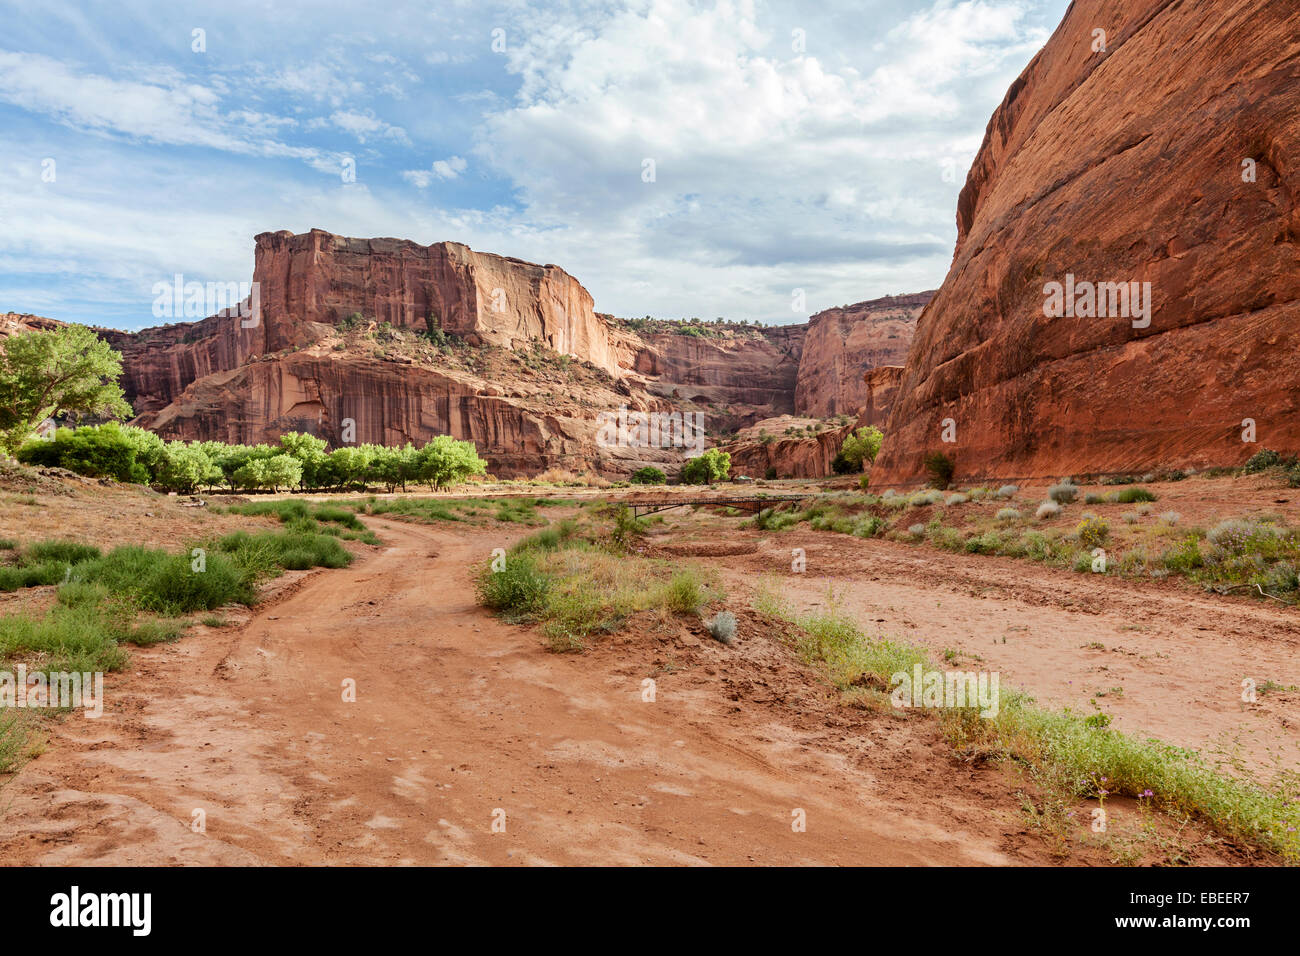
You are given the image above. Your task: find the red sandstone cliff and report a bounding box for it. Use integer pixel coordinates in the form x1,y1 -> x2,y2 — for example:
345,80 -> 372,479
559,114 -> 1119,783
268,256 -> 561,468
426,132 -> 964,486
873,0 -> 1300,485
10,228 -> 929,478
793,293 -> 932,420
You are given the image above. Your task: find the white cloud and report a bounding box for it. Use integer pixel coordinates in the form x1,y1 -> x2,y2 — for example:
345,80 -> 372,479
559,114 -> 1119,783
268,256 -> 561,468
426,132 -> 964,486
329,109 -> 411,145
0,50 -> 324,163
403,156 -> 468,188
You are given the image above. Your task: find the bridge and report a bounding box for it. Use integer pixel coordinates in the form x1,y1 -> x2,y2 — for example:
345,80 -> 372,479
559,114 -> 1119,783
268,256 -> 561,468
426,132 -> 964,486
626,495 -> 811,518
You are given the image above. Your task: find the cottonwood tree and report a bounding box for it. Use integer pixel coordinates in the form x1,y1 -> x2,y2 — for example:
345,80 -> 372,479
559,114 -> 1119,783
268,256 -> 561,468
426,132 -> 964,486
0,325 -> 132,453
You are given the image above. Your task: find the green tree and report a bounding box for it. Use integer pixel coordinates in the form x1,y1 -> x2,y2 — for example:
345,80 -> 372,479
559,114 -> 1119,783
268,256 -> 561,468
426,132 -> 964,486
415,435 -> 487,489
261,454 -> 304,493
0,325 -> 133,453
680,448 -> 730,484
158,441 -> 214,493
231,458 -> 267,492
834,426 -> 884,473
279,431 -> 328,489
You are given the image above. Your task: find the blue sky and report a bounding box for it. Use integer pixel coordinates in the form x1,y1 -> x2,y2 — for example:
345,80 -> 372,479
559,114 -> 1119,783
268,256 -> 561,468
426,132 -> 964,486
0,0 -> 1070,330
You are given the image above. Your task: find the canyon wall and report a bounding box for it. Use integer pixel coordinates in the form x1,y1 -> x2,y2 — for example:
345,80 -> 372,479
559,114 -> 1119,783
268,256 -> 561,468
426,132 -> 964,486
873,0 -> 1300,485
10,227 -> 922,478
794,293 -> 932,419
252,229 -> 620,375
631,324 -> 805,415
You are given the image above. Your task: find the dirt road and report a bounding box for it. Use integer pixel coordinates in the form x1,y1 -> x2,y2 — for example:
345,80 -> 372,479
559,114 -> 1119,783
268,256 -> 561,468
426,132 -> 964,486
1,518 -> 1069,866
714,528 -> 1300,779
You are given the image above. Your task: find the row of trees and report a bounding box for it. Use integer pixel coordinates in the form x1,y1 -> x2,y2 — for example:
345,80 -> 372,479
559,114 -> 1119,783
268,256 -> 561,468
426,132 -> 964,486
17,424 -> 488,494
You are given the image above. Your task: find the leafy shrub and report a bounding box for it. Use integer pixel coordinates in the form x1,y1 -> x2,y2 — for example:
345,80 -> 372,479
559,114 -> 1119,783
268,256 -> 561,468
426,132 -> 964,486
1076,516 -> 1110,549
1244,449 -> 1284,473
923,451 -> 955,489
1160,535 -> 1204,572
852,515 -> 884,538
477,554 -> 550,616
630,466 -> 666,485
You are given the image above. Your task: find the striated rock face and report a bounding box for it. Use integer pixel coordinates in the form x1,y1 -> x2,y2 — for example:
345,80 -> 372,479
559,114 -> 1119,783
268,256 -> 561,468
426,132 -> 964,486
721,417 -> 858,479
252,229 -> 620,375
873,0 -> 1300,485
629,324 -> 805,417
24,227 -> 931,478
861,366 -> 906,427
794,293 -> 932,419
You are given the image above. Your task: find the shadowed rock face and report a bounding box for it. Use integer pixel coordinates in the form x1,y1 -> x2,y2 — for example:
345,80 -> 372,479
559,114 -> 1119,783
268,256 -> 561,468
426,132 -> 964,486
873,0 -> 1300,485
794,293 -> 932,419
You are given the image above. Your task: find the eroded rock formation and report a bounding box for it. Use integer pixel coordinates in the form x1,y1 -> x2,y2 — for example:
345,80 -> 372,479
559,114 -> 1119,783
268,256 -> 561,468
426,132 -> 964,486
794,293 -> 931,419
10,228 -> 924,478
872,0 -> 1300,484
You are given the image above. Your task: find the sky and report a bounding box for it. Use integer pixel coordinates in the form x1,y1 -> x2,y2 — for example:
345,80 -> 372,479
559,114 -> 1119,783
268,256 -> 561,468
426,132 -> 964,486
0,0 -> 1071,330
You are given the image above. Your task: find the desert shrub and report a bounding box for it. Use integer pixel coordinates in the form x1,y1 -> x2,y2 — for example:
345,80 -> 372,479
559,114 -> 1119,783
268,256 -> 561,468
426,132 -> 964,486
22,541 -> 102,565
0,561 -> 69,592
1076,516 -> 1110,549
1160,535 -> 1204,573
995,485 -> 1019,499
1137,504 -> 1154,516
923,451 -> 955,489
908,523 -> 926,537
661,569 -> 707,614
1159,511 -> 1181,525
477,553 -> 550,616
1122,512 -> 1139,525
1036,501 -> 1062,520
1021,531 -> 1054,561
706,611 -> 737,645
1244,449 -> 1284,473
909,489 -> 944,507
852,515 -> 885,538
945,494 -> 968,506
630,466 -> 666,485
965,531 -> 1003,555
996,507 -> 1021,523
1084,492 -> 1105,505
1206,519 -> 1277,556
1047,481 -> 1078,504
1113,487 -> 1157,504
